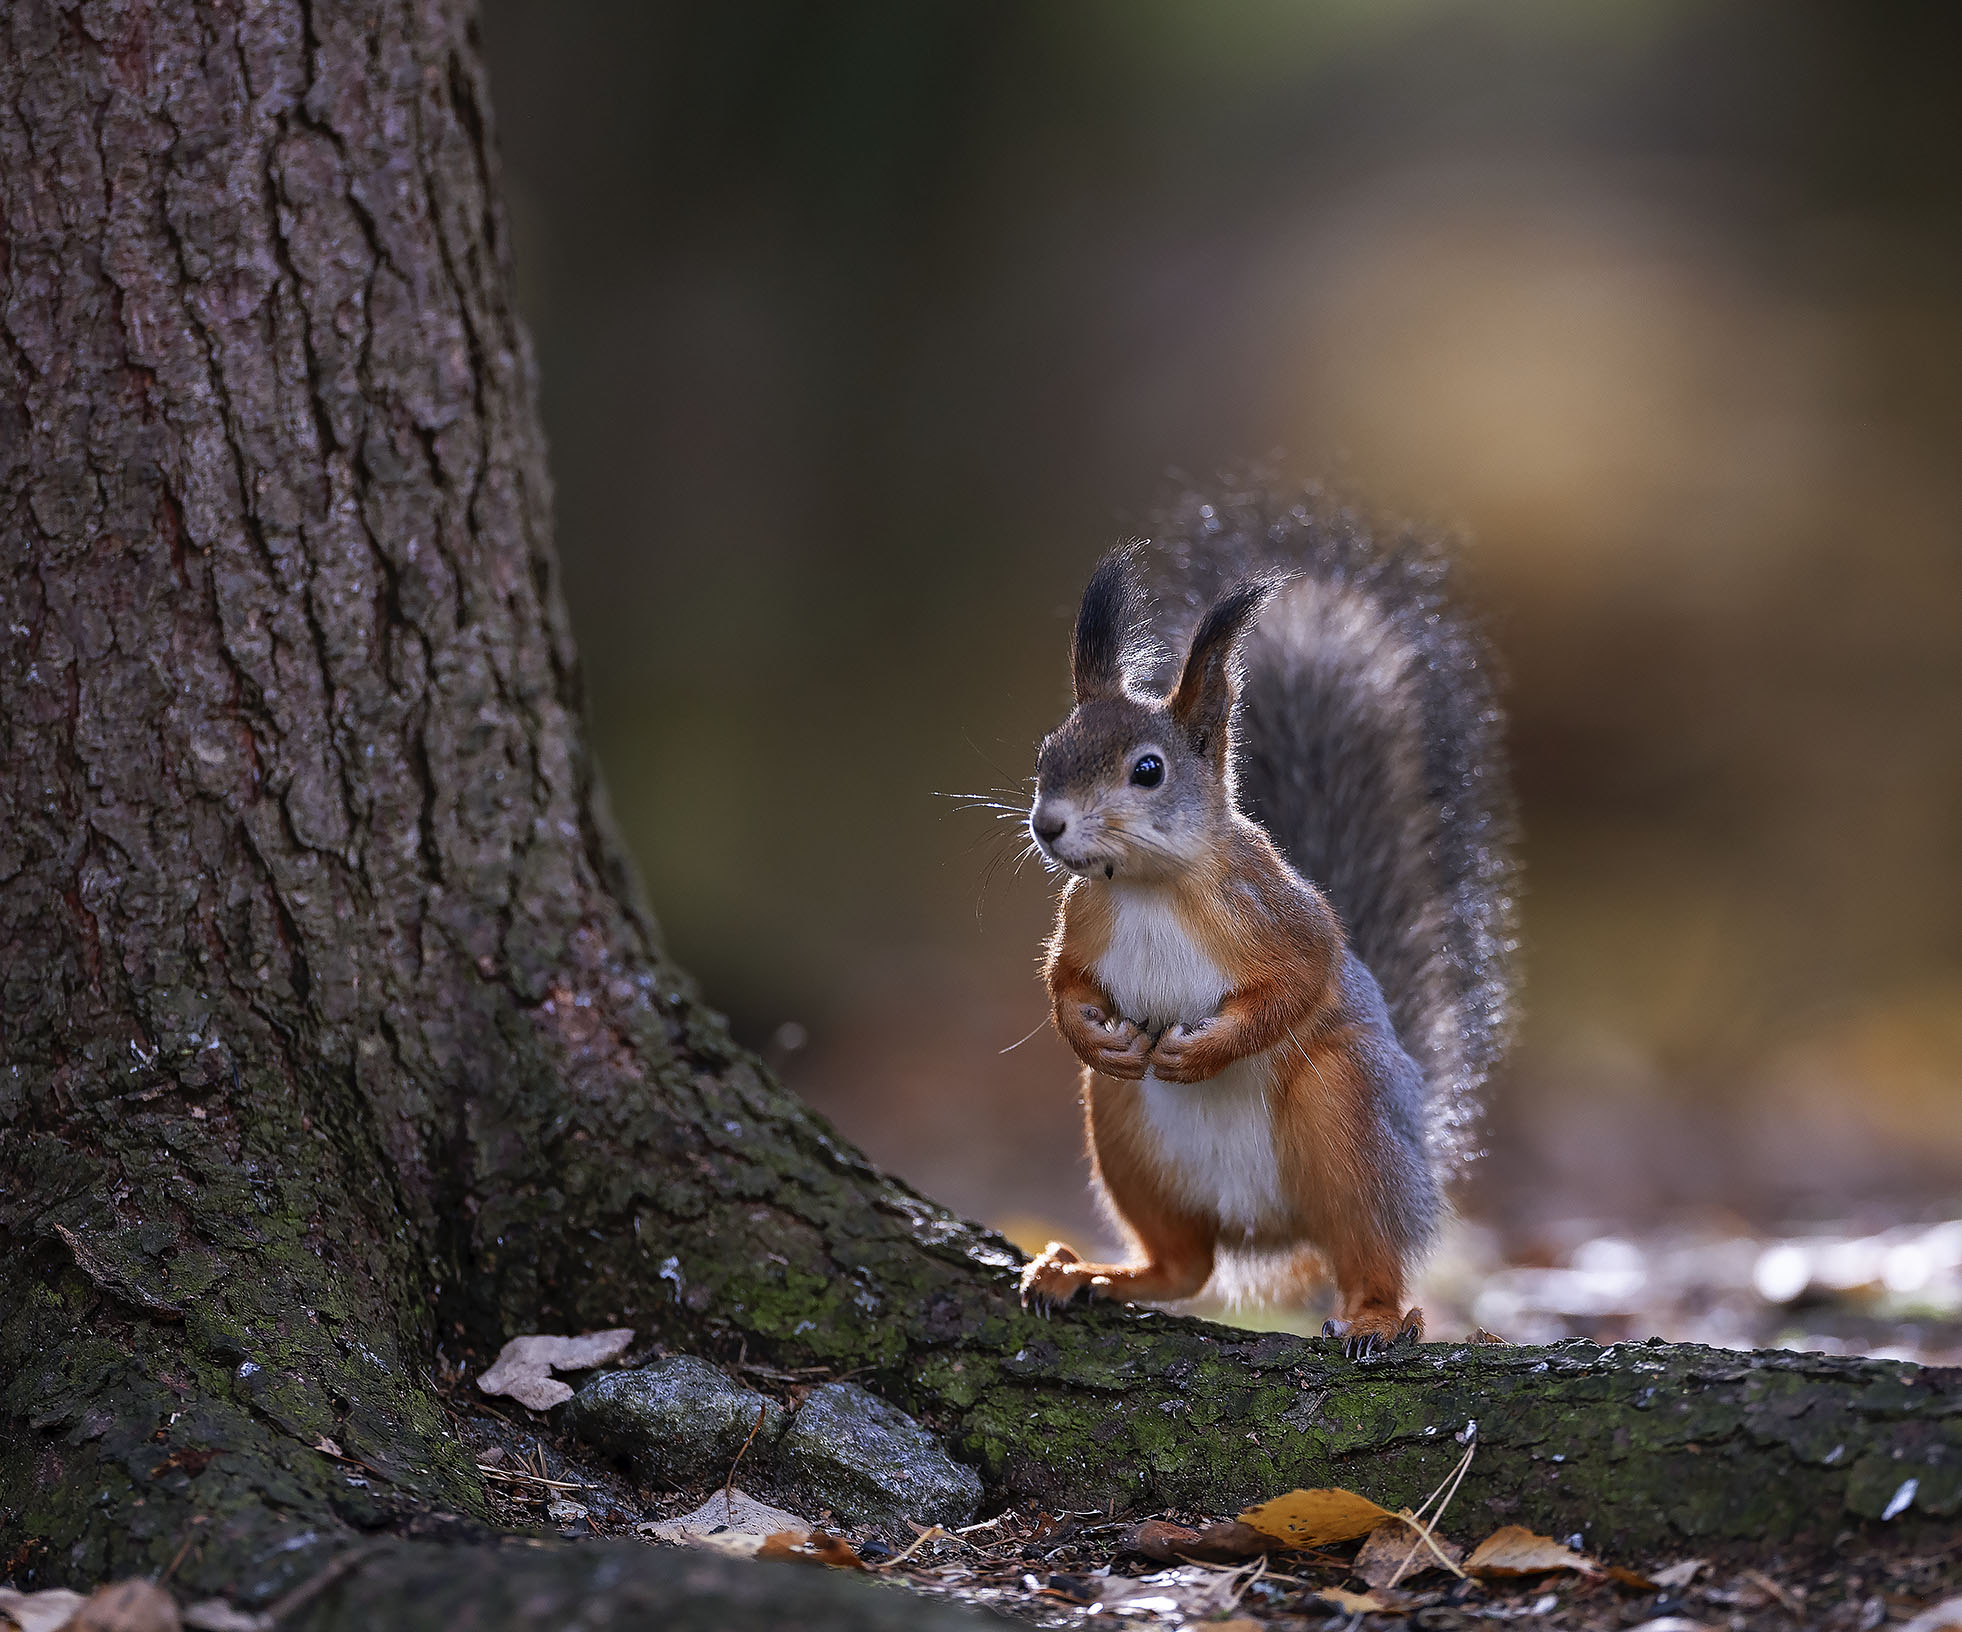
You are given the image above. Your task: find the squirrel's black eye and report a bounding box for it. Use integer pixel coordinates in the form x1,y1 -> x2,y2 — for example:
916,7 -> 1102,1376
1129,753 -> 1164,789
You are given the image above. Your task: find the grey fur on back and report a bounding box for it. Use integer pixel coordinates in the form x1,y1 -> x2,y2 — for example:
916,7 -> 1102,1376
1139,479 -> 1518,1170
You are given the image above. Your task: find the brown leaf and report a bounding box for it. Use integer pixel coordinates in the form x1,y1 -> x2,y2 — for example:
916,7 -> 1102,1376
1239,1487 -> 1395,1547
1465,1524 -> 1598,1578
1604,1564 -> 1660,1590
757,1530 -> 866,1571
1123,1520 -> 1201,1561
1124,1519 -> 1270,1563
1649,1560 -> 1704,1590
1353,1521 -> 1463,1587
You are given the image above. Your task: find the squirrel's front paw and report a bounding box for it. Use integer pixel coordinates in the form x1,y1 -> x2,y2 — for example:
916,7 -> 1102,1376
1019,1241 -> 1096,1312
1147,1020 -> 1221,1082
1076,1010 -> 1152,1080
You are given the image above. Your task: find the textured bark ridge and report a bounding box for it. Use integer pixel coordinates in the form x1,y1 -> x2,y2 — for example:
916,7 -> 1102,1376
1,1 -> 1957,1624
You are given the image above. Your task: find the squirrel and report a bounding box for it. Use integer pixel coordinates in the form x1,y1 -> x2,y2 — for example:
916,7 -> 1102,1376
1018,482 -> 1517,1357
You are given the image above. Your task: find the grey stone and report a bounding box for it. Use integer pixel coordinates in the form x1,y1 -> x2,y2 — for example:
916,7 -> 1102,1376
774,1382 -> 982,1531
564,1356 -> 786,1486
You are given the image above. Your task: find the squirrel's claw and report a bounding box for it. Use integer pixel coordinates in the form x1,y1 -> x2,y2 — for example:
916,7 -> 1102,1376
1144,1021 -> 1223,1083
1020,1241 -> 1090,1314
1325,1307 -> 1425,1360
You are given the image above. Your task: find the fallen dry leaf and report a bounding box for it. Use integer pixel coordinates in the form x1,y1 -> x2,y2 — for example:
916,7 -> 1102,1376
1622,1620 -> 1715,1632
1901,1599 -> 1962,1632
0,1587 -> 90,1632
757,1530 -> 867,1570
1649,1559 -> 1705,1590
1124,1519 -> 1202,1560
1311,1585 -> 1398,1614
475,1328 -> 634,1411
1124,1518 -> 1270,1563
1239,1487 -> 1396,1547
180,1605 -> 265,1632
636,1487 -> 814,1557
1604,1564 -> 1661,1590
70,1581 -> 182,1632
1353,1520 -> 1463,1587
1465,1524 -> 1599,1578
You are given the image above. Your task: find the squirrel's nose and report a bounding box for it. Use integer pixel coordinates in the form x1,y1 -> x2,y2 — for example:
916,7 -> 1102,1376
1032,812 -> 1067,846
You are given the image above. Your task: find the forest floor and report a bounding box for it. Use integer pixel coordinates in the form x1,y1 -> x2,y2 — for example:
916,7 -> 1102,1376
441,1212 -> 1962,1632
450,1381 -> 1962,1632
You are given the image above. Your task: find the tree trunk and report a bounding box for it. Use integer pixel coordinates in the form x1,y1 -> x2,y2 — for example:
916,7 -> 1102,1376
1,0 -> 1956,1623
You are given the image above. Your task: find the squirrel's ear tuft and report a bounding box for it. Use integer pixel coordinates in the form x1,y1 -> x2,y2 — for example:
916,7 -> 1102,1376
1072,546 -> 1153,702
1170,577 -> 1283,754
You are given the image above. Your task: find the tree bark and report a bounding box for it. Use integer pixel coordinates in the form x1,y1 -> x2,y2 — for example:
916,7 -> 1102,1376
1,0 -> 1957,1624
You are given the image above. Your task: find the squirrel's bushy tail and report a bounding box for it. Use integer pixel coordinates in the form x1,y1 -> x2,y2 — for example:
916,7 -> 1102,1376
1142,478 -> 1518,1170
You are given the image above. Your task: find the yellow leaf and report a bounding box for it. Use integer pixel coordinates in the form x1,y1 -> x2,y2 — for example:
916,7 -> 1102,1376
1464,1524 -> 1599,1577
1238,1487 -> 1395,1547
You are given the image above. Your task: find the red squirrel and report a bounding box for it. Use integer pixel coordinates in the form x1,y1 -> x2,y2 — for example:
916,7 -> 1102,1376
1018,487 -> 1516,1357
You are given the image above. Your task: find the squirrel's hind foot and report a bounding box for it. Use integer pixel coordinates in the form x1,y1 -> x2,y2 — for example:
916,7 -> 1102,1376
1324,1306 -> 1424,1360
1019,1241 -> 1094,1314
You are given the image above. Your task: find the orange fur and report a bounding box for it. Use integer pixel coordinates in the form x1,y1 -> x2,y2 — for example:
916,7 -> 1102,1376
1024,817 -> 1423,1344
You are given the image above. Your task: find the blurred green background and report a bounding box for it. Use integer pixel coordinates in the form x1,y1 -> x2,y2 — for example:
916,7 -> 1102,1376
478,0 -> 1962,1269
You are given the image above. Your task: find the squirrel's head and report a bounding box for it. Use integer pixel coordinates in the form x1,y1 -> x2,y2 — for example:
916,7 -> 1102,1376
1030,550 -> 1278,885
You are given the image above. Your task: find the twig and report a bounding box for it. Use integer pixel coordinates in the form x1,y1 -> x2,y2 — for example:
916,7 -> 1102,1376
1226,1555 -> 1267,1610
723,1402 -> 769,1509
1745,1568 -> 1804,1615
158,1515 -> 206,1583
475,1463 -> 587,1492
878,1524 -> 953,1570
259,1542 -> 383,1628
1385,1436 -> 1477,1587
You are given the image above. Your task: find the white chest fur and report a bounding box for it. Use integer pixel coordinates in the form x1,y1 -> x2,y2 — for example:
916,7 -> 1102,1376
1092,887 -> 1285,1238
1093,886 -> 1228,1029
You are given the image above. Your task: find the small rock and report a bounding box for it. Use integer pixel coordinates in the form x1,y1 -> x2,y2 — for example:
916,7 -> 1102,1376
564,1356 -> 787,1485
774,1382 -> 981,1531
